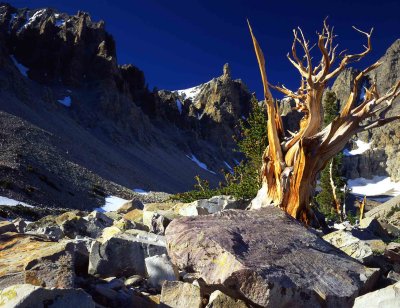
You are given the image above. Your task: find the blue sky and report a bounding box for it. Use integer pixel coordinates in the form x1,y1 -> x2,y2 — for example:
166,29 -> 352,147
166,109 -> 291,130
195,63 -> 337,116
7,0 -> 400,99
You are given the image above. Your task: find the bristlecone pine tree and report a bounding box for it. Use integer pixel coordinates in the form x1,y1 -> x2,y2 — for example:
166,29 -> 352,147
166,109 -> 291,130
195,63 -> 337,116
248,20 -> 400,223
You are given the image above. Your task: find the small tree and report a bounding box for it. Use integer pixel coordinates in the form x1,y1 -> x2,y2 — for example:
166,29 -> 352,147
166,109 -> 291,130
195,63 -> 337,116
315,91 -> 345,220
226,95 -> 268,198
172,95 -> 268,202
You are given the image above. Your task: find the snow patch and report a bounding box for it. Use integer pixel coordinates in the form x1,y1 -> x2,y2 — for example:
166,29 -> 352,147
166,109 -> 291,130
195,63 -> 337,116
54,14 -> 65,27
96,196 -> 129,212
186,154 -> 216,174
174,80 -> 210,102
10,55 -> 29,77
23,9 -> 46,29
0,196 -> 33,208
176,99 -> 183,114
58,96 -> 71,107
174,85 -> 202,101
224,161 -> 234,174
133,188 -> 149,195
347,176 -> 400,197
343,139 -> 371,156
55,18 -> 65,27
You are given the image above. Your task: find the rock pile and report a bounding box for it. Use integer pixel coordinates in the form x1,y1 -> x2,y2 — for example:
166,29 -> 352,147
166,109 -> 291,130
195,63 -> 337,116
1,194 -> 400,307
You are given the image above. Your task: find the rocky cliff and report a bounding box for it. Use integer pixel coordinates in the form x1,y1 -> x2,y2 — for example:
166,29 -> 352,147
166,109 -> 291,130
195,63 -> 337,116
0,4 -> 252,210
329,40 -> 400,182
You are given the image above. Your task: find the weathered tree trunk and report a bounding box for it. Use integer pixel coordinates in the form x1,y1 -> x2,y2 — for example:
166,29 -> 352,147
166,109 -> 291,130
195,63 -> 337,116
247,20 -> 400,222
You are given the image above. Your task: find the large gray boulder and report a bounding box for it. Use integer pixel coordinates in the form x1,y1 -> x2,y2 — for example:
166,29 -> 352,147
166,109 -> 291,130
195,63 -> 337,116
353,281 -> 400,308
0,220 -> 17,234
165,207 -> 379,308
88,231 -> 167,278
206,290 -> 248,308
0,232 -> 86,289
322,230 -> 386,264
145,254 -> 179,289
160,281 -> 202,308
0,284 -> 95,308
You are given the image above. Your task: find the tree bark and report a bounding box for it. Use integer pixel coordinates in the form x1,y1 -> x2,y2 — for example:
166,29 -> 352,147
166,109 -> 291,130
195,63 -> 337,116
247,20 -> 400,222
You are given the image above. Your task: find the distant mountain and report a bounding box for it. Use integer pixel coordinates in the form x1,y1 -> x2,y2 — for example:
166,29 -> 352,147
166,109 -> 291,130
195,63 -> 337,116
0,3 -> 252,209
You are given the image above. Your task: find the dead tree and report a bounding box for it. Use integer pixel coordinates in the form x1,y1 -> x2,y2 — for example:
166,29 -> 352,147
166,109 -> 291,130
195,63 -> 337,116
248,20 -> 400,223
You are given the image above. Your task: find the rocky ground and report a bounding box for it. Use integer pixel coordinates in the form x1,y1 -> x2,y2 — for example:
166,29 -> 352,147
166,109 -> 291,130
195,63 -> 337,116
1,195 -> 400,307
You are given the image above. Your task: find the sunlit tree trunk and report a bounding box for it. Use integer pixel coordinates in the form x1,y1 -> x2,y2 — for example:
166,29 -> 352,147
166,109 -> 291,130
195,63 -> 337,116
247,20 -> 400,223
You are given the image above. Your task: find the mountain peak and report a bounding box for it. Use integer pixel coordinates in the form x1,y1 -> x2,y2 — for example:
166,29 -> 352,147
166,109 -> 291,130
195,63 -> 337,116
222,63 -> 231,80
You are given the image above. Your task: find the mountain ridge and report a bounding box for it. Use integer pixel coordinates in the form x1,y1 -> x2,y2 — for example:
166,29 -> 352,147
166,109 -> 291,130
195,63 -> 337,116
0,3 -> 252,210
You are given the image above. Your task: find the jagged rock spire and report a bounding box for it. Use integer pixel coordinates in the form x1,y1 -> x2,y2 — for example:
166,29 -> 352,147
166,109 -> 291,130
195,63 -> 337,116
222,63 -> 231,80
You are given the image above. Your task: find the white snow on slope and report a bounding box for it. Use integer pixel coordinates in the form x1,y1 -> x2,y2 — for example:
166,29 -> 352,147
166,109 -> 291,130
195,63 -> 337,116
10,55 -> 29,77
54,14 -> 65,27
224,161 -> 234,174
174,80 -> 211,102
96,196 -> 129,212
343,139 -> 371,156
133,188 -> 149,195
347,176 -> 400,197
176,99 -> 183,114
175,84 -> 203,101
23,9 -> 46,29
58,96 -> 71,107
186,154 -> 216,175
55,18 -> 65,27
0,196 -> 33,208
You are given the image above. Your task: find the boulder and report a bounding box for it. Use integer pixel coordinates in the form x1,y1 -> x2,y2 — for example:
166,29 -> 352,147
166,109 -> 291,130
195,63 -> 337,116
385,242 -> 400,263
100,226 -> 122,242
89,232 -> 167,278
89,237 -> 146,278
145,254 -> 179,289
365,195 -> 400,219
85,211 -> 114,238
0,220 -> 17,234
178,203 -> 210,216
24,242 -> 75,288
160,281 -> 202,308
194,195 -> 247,213
0,232 -> 80,289
206,290 -> 248,308
387,270 -> 400,283
34,225 -> 64,240
13,218 -> 27,233
26,211 -> 89,239
150,212 -> 171,235
117,199 -> 144,213
166,207 -> 379,307
124,275 -> 144,287
123,209 -> 144,224
125,229 -> 168,257
114,217 -> 147,232
60,216 -> 88,238
0,284 -> 95,307
176,196 -> 248,217
353,281 -> 400,308
143,202 -> 180,228
359,217 -> 388,238
322,229 -> 386,263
